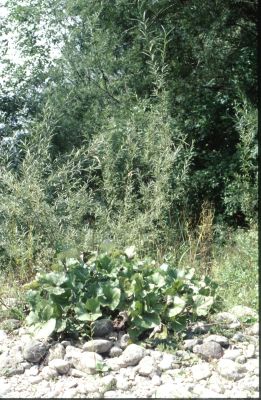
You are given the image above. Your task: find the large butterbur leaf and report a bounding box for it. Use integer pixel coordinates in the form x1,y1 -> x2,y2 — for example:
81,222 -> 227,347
193,294 -> 214,316
167,296 -> 186,317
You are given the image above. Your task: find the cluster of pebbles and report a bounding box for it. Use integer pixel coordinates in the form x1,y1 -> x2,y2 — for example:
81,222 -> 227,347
0,305 -> 259,398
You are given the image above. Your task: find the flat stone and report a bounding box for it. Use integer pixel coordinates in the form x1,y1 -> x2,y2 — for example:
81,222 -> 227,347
116,375 -> 131,390
191,363 -> 212,381
64,345 -> 82,361
118,333 -> 130,349
118,344 -> 145,367
159,353 -> 176,371
48,343 -> 65,361
217,359 -> 244,381
0,330 -> 7,342
223,349 -> 242,361
151,374 -> 161,386
109,346 -> 123,358
83,339 -> 113,354
71,351 -> 103,373
156,383 -> 192,398
184,338 -> 202,351
244,343 -> 256,358
23,340 -> 48,363
138,356 -> 156,376
193,341 -> 223,360
41,366 -> 58,380
204,334 -> 229,348
190,321 -> 210,334
48,359 -> 70,375
69,368 -> 89,378
246,322 -> 259,336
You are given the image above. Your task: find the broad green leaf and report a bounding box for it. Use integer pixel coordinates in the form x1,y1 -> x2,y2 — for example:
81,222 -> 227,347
33,318 -> 56,340
76,312 -> 102,322
134,312 -> 161,328
26,311 -> 39,326
56,319 -> 67,333
167,296 -> 186,318
150,271 -> 166,288
193,295 -> 214,316
41,304 -> 55,320
98,285 -> 121,310
85,298 -> 101,313
37,272 -> 68,286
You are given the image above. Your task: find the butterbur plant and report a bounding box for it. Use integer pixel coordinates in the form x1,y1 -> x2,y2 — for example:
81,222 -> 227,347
24,250 -> 218,341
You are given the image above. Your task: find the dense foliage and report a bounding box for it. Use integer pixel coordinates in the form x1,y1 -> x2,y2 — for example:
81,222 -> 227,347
0,1 -> 257,283
24,250 -> 218,341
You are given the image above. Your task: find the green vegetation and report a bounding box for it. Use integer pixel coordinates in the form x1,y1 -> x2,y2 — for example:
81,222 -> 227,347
0,0 -> 258,337
24,250 -> 218,341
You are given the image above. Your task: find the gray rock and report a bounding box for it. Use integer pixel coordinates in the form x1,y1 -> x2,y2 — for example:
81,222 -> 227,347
193,385 -> 224,398
190,321 -> 210,334
99,375 -> 116,394
229,305 -> 258,319
61,340 -> 71,347
71,351 -> 103,373
118,333 -> 130,349
83,339 -> 113,354
244,343 -> 256,358
23,340 -> 48,363
217,359 -> 244,381
0,382 -> 11,396
24,365 -> 39,376
109,346 -> 123,358
246,322 -> 259,336
151,374 -> 162,386
0,319 -> 21,331
238,376 -> 259,391
138,356 -> 156,376
41,365 -> 58,380
232,332 -> 245,342
118,344 -> 145,367
48,359 -> 70,375
156,383 -> 192,398
215,311 -> 240,328
0,330 -> 7,342
236,355 -> 247,364
223,348 -> 242,361
204,334 -> 229,348
191,363 -> 212,381
48,343 -> 65,361
69,368 -> 89,378
64,345 -> 82,361
184,338 -> 202,351
193,341 -> 223,360
91,319 -> 113,338
159,353 -> 176,371
105,357 -> 121,371
29,375 -> 43,384
116,375 -> 131,390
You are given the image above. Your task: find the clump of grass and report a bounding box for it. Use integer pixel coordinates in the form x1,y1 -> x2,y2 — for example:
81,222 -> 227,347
210,227 -> 258,311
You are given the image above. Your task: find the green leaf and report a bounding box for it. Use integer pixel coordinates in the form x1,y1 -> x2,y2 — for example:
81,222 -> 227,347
193,295 -> 214,316
33,318 -> 56,340
98,285 -> 121,310
150,271 -> 166,288
56,319 -> 67,333
37,272 -> 68,287
41,304 -> 55,320
134,312 -> 161,328
26,311 -> 39,326
167,296 -> 186,317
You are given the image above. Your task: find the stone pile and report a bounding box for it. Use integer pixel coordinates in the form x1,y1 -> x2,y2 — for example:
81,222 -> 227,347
0,305 -> 259,398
